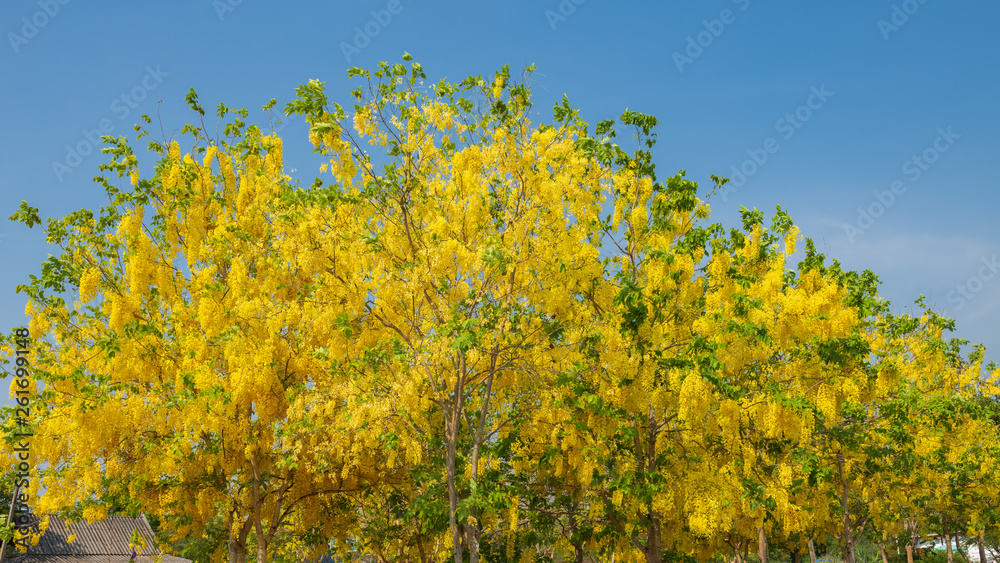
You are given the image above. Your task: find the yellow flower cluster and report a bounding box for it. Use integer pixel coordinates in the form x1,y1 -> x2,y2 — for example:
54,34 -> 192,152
12,60 -> 1000,563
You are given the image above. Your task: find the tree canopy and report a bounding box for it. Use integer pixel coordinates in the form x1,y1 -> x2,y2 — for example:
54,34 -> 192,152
3,56 -> 1000,563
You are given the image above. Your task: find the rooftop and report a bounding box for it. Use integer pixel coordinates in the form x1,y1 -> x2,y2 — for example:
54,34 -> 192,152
4,513 -> 189,563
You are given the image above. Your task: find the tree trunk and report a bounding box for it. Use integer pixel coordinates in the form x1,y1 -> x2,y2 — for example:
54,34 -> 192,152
944,517 -> 954,563
256,533 -> 267,563
979,532 -> 988,563
836,453 -> 857,563
642,408 -> 662,563
759,527 -> 769,563
445,360 -> 468,563
730,537 -> 746,563
468,356 -> 497,563
446,400 -> 462,563
226,507 -> 252,563
463,522 -> 478,563
809,539 -> 818,563
263,482 -> 289,563
644,514 -> 662,563
879,544 -> 890,563
415,527 -> 428,563
569,503 -> 585,563
251,456 -> 268,563
841,522 -> 857,563
229,536 -> 248,563
906,545 -> 913,563
791,546 -> 801,563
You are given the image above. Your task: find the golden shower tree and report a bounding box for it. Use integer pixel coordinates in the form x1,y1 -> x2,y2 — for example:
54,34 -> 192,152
4,55 -> 1000,563
2,94 -> 399,562
276,59 -> 634,563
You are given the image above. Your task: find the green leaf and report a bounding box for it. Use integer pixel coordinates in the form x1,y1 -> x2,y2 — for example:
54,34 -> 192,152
9,200 -> 41,228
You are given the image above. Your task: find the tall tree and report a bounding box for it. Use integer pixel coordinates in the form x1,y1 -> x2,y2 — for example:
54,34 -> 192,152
278,59 -> 622,563
4,94 -> 387,563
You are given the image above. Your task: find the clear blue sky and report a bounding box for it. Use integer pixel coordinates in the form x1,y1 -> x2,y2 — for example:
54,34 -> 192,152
2,0 -> 999,411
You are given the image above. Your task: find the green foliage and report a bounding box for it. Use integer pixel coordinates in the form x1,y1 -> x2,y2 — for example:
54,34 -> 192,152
153,513 -> 228,563
914,549 -> 968,563
0,515 -> 14,543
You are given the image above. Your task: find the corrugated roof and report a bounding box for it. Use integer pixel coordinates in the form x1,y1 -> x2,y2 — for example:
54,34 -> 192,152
15,556 -> 189,563
4,514 -> 190,563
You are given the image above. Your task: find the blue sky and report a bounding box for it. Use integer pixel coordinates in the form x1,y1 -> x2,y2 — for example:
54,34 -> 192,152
1,0 -> 998,411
